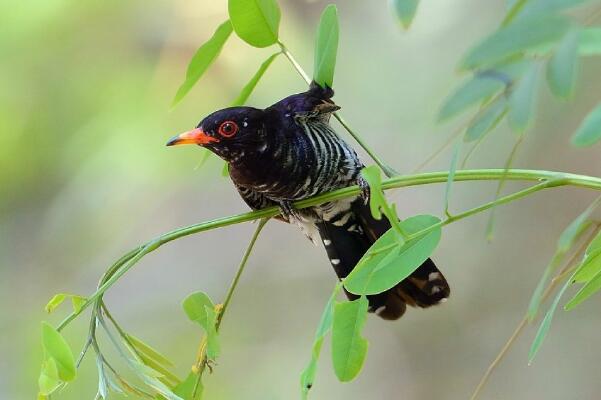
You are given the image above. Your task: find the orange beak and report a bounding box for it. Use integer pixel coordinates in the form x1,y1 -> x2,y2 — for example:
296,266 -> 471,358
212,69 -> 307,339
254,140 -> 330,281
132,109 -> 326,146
166,128 -> 219,146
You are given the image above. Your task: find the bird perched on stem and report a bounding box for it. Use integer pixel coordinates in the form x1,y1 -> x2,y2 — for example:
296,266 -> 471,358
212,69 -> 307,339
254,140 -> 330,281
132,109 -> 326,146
167,83 -> 449,319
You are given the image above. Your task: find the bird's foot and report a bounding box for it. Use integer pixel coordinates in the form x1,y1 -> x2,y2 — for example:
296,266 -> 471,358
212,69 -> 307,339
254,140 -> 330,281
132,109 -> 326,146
357,176 -> 370,205
278,200 -> 300,222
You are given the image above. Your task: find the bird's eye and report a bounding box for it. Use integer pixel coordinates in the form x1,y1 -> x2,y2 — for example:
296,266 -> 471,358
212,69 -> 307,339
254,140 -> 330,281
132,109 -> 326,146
218,121 -> 238,138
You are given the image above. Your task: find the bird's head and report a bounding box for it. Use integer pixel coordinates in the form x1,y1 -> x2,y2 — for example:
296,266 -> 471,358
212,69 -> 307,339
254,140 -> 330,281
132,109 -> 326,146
166,107 -> 267,162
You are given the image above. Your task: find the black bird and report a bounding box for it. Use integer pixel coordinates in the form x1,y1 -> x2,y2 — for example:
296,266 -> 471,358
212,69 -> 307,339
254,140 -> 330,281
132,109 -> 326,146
167,83 -> 449,319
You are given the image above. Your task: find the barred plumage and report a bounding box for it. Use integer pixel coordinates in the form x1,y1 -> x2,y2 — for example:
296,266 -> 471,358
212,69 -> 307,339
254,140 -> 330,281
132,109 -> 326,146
167,82 -> 450,320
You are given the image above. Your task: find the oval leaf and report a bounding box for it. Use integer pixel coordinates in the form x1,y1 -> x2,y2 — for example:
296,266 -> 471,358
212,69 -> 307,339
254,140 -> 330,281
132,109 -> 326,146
438,75 -> 506,122
344,215 -> 442,295
228,0 -> 281,48
172,21 -> 233,106
231,52 -> 280,106
508,63 -> 540,134
546,28 -> 579,99
331,296 -> 369,382
182,291 -> 214,329
565,268 -> 601,310
464,96 -> 507,142
571,102 -> 601,147
390,0 -> 420,30
313,5 -> 339,88
41,322 -> 76,381
461,15 -> 570,70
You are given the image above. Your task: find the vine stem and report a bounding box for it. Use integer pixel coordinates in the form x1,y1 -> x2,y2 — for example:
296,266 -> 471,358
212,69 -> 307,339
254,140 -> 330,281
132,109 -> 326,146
56,168 -> 601,332
191,218 -> 269,396
277,41 -> 398,177
469,224 -> 600,400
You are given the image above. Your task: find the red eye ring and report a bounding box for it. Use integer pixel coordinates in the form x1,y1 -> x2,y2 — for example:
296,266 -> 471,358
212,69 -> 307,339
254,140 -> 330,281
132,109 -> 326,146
218,121 -> 238,138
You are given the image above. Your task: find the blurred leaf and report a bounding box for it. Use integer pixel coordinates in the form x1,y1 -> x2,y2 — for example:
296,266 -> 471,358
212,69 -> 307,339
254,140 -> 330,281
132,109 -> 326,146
231,52 -> 280,106
173,372 -> 203,400
172,21 -> 233,106
137,352 -> 180,387
361,166 -> 405,239
579,27 -> 601,55
182,291 -> 214,328
565,269 -> 601,310
529,275 -> 573,364
222,161 -> 230,177
344,215 -> 442,295
438,75 -> 506,121
571,103 -> 601,147
41,322 -> 76,382
546,29 -> 579,99
228,0 -> 281,48
508,63 -> 540,133
507,0 -> 592,25
444,140 -> 461,216
313,5 -> 339,88
300,283 -> 341,399
127,334 -> 175,368
38,358 -> 61,396
528,199 -> 599,320
331,296 -> 369,382
462,15 -> 570,70
390,0 -> 420,29
45,293 -> 87,314
464,96 -> 507,142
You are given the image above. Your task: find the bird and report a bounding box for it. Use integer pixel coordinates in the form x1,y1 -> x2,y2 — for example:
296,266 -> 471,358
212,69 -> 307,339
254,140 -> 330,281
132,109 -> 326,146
167,82 -> 449,319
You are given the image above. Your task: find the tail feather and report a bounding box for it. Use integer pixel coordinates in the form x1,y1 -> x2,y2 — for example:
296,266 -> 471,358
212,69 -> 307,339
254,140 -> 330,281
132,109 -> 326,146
316,198 -> 450,320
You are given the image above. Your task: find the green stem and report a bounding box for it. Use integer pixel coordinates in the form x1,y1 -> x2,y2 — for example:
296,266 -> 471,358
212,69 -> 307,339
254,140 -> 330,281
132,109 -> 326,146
192,218 -> 269,396
277,41 -> 398,177
55,169 -> 601,331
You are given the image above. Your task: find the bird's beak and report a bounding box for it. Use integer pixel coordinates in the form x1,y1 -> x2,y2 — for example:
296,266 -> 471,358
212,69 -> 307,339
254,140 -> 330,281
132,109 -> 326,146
166,128 -> 219,146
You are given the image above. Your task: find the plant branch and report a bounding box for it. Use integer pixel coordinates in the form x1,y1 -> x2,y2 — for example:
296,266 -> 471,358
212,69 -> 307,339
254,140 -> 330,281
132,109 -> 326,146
277,41 -> 398,177
55,169 -> 601,332
469,224 -> 601,400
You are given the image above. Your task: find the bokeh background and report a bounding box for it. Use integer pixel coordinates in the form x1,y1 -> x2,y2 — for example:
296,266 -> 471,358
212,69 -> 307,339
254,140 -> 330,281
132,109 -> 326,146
2,1 -> 601,399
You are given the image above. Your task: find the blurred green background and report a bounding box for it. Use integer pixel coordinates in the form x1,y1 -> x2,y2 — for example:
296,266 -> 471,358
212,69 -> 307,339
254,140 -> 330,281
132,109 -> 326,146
2,1 -> 601,399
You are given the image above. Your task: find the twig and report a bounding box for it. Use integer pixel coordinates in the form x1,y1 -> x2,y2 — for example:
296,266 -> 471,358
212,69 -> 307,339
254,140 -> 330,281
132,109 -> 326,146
191,218 -> 270,396
469,224 -> 600,400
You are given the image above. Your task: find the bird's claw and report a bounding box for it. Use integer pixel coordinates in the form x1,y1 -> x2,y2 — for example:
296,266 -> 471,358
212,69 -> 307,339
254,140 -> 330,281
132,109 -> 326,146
358,176 -> 370,205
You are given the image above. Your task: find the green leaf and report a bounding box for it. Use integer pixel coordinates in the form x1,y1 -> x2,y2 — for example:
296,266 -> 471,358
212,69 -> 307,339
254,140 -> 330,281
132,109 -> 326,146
173,372 -> 203,400
344,215 -> 442,295
438,75 -> 506,122
313,5 -> 339,88
204,305 -> 220,360
231,52 -> 280,106
565,268 -> 601,310
390,0 -> 420,29
579,27 -> 601,56
331,296 -> 369,382
573,252 -> 601,283
300,283 -> 341,398
571,102 -> 601,147
464,96 -> 507,142
508,63 -> 540,134
127,334 -> 175,368
444,140 -> 461,216
508,0 -> 592,24
529,274 -> 573,364
228,0 -> 281,48
528,199 -> 600,320
182,291 -> 215,328
172,20 -> 233,106
41,322 -> 76,382
45,293 -> 87,314
461,15 -> 570,70
546,29 -> 579,99
38,358 -> 61,396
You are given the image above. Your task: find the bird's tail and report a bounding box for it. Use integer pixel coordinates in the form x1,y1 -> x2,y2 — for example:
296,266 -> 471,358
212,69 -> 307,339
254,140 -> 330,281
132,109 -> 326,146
316,198 -> 450,320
